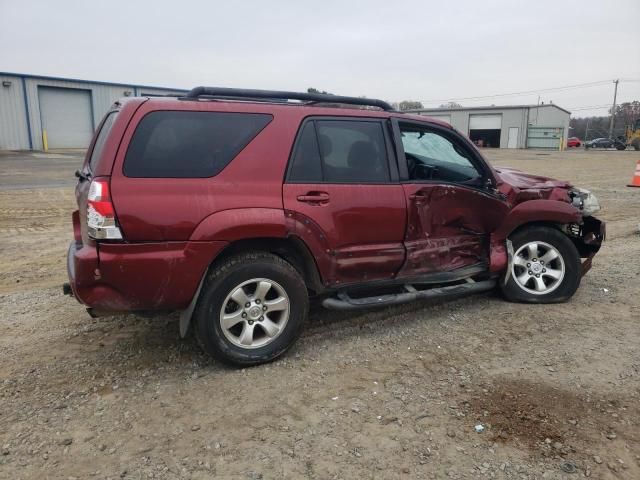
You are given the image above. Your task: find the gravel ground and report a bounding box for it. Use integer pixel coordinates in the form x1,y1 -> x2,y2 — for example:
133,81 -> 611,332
0,148 -> 639,479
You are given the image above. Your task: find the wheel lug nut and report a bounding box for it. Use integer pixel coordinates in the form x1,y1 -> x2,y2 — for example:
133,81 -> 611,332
542,268 -> 546,273
245,302 -> 250,308
532,258 -> 537,262
528,271 -> 532,275
540,261 -> 544,265
259,316 -> 264,321
248,320 -> 253,325
535,274 -> 540,278
241,312 -> 247,318
262,306 -> 267,311
255,299 -> 261,304
527,263 -> 531,267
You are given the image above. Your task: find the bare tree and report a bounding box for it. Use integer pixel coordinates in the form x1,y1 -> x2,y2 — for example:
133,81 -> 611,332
398,100 -> 424,111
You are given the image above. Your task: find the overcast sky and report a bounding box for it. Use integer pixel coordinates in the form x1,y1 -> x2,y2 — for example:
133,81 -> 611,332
1,0 -> 638,117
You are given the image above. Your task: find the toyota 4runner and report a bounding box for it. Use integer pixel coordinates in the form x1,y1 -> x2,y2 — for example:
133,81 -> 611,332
65,87 -> 605,365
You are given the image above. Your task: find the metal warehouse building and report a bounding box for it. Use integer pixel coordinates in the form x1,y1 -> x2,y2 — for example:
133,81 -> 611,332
410,104 -> 571,149
0,72 -> 187,151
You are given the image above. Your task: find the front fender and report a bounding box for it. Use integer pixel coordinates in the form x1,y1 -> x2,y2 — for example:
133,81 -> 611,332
488,199 -> 582,272
493,199 -> 582,242
189,208 -> 287,242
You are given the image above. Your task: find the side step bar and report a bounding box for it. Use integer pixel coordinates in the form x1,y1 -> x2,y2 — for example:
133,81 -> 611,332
321,279 -> 496,311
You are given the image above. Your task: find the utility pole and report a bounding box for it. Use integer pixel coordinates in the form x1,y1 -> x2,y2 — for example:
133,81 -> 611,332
608,79 -> 619,139
585,117 -> 590,141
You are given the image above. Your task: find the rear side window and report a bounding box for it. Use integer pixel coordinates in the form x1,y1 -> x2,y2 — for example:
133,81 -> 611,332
89,111 -> 117,172
288,119 -> 390,183
288,122 -> 323,182
124,111 -> 272,178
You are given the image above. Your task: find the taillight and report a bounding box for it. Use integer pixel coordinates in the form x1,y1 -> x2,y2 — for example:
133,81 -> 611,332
87,178 -> 123,240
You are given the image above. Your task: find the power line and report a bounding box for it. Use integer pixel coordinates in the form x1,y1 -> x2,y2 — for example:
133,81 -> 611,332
419,79 -> 621,104
568,98 -> 638,111
568,104 -> 611,111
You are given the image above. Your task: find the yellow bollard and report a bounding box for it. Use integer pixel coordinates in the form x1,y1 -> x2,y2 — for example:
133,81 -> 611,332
42,129 -> 49,152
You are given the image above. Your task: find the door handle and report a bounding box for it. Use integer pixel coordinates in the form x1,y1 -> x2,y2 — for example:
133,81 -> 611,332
297,192 -> 330,204
409,192 -> 428,201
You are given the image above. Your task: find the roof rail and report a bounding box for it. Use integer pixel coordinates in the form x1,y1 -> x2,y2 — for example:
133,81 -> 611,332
184,86 -> 394,111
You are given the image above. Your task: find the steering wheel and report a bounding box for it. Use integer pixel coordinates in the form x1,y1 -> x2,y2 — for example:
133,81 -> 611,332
406,153 -> 418,178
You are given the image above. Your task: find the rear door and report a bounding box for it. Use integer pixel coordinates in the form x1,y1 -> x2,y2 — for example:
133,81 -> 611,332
391,119 -> 509,276
283,117 -> 407,286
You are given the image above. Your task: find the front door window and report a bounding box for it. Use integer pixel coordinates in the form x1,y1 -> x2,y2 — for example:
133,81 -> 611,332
400,126 -> 482,184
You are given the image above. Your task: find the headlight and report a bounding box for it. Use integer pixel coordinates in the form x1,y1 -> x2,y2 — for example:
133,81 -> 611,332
570,188 -> 600,216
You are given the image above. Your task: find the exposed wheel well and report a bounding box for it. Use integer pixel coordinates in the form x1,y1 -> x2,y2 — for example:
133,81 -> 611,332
209,237 -> 324,294
508,221 -> 563,238
508,220 -> 598,258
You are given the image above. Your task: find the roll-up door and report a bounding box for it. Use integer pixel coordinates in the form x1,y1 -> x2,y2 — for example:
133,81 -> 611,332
469,114 -> 502,148
38,87 -> 93,148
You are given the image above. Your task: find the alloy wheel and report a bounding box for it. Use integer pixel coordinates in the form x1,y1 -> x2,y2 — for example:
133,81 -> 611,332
219,278 -> 290,349
512,241 -> 565,295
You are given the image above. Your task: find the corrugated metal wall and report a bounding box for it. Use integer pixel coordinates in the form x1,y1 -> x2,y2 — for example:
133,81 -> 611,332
0,73 -> 187,150
416,107 -> 529,148
0,75 -> 30,150
527,105 -> 571,148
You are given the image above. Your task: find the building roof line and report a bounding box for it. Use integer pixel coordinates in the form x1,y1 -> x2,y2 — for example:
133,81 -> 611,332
0,71 -> 189,93
409,104 -> 572,115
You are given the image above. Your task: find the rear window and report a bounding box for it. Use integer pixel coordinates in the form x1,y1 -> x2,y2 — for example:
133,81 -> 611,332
89,111 -> 117,172
123,111 -> 273,178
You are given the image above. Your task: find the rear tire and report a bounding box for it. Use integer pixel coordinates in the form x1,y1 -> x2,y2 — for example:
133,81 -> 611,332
194,252 -> 309,366
501,226 -> 581,303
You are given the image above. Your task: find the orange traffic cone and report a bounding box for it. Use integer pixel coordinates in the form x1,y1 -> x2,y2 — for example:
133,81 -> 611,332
629,160 -> 640,188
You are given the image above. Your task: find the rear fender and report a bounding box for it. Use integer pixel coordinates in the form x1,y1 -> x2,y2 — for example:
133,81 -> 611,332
189,208 -> 287,241
181,209 -> 323,337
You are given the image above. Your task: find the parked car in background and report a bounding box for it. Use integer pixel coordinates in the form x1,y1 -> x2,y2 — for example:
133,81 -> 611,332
65,87 -> 605,366
585,137 -> 626,150
586,138 -> 614,149
567,137 -> 581,147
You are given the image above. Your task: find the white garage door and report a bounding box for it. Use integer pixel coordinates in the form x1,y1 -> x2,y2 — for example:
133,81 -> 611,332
38,87 -> 93,149
469,114 -> 502,130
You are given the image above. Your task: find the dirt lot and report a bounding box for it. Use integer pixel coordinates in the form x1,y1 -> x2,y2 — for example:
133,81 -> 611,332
0,148 -> 639,480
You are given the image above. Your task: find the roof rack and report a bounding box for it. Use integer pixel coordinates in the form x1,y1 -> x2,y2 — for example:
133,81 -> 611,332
184,86 -> 394,111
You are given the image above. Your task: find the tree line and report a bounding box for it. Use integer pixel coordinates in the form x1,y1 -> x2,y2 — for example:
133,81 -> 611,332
570,101 -> 640,140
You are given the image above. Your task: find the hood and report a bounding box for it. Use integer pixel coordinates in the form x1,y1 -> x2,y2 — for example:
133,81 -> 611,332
494,166 -> 572,204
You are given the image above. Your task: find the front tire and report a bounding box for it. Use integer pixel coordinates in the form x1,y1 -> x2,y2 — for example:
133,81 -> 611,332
194,252 -> 309,366
501,226 -> 581,303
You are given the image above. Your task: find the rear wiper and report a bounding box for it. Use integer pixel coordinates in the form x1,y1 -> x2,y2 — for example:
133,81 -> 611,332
75,170 -> 91,182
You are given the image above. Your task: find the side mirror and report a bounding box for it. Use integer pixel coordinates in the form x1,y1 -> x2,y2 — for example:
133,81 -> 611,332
485,177 -> 494,190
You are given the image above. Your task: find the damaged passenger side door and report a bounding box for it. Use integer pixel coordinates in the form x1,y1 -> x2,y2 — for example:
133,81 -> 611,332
391,119 -> 509,276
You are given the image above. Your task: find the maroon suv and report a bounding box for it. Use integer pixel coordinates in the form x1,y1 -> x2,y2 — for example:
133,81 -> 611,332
66,87 -> 605,365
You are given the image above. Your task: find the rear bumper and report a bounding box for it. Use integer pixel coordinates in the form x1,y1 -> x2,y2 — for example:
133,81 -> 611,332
66,240 -> 227,312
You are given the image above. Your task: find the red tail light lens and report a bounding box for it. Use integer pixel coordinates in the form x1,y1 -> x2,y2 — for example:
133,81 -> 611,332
87,178 -> 122,240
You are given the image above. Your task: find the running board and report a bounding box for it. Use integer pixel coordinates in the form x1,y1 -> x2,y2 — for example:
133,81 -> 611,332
321,279 -> 496,311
